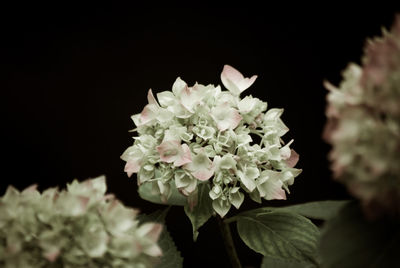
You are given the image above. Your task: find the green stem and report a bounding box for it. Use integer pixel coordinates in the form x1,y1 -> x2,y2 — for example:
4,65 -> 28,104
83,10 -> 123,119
217,216 -> 242,268
224,215 -> 240,224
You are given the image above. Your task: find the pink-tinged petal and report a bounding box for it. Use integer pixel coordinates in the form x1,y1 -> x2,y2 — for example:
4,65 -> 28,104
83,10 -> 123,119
138,223 -> 163,242
222,65 -> 244,86
22,184 -> 38,193
144,244 -> 163,257
285,149 -> 299,168
147,89 -> 159,106
147,223 -> 163,242
44,249 -> 60,262
192,168 -> 214,181
157,140 -> 181,163
157,140 -> 192,166
229,109 -> 243,129
270,188 -> 287,200
211,104 -> 242,131
124,160 -> 141,177
184,149 -> 214,181
257,171 -> 287,200
180,86 -> 195,112
172,77 -> 187,96
78,196 -> 90,211
139,104 -> 158,125
221,65 -> 257,94
174,143 -> 192,167
180,83 -> 205,113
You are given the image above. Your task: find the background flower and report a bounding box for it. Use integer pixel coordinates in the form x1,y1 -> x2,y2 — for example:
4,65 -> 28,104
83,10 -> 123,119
0,176 -> 163,268
324,15 -> 400,217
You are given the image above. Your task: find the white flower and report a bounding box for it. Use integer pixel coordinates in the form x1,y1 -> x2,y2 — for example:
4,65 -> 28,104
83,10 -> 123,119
0,177 -> 163,267
122,64 -> 301,217
324,16 -> 400,216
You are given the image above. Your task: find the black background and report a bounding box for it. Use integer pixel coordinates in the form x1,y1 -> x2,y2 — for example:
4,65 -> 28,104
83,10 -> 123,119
1,3 -> 399,267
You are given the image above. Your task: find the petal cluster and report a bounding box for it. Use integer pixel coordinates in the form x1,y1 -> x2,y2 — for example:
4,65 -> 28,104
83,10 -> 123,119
122,65 -> 301,217
324,15 -> 400,217
0,176 -> 162,267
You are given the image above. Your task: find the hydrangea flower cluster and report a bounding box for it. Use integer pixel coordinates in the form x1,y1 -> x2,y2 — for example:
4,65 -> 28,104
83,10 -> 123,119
0,176 -> 162,268
122,65 -> 301,217
324,16 -> 400,216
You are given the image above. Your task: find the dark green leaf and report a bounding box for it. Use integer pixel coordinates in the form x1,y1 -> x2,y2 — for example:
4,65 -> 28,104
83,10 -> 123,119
139,208 -> 183,268
138,181 -> 187,206
140,207 -> 171,223
184,183 -> 214,241
155,226 -> 184,268
238,200 -> 350,220
237,211 -> 319,265
261,256 -> 316,268
319,202 -> 400,268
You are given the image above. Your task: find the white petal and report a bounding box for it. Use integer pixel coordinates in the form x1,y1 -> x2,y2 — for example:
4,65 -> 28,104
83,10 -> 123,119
172,77 -> 187,96
157,91 -> 176,107
212,198 -> 231,218
147,89 -> 159,106
280,139 -> 294,160
221,65 -> 257,95
174,144 -> 192,167
237,170 -> 256,192
144,244 -> 163,257
264,108 -> 284,121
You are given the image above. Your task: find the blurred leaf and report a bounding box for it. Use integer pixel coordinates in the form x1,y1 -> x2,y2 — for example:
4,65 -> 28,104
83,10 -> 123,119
138,207 -> 171,224
184,183 -> 214,241
140,208 -> 183,268
238,200 -> 350,220
319,202 -> 400,268
237,211 -> 319,266
261,255 -> 316,268
138,181 -> 187,206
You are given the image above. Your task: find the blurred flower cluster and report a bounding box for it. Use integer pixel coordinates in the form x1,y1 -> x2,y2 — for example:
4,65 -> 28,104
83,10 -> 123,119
324,15 -> 400,216
122,65 -> 301,217
0,176 -> 162,268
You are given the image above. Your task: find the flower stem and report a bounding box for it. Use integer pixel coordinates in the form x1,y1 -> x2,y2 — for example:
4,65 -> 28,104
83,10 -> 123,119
224,215 -> 239,224
217,216 -> 242,268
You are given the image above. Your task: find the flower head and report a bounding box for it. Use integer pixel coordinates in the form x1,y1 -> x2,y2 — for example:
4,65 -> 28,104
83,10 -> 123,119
122,65 -> 301,217
324,15 -> 400,217
0,176 -> 163,267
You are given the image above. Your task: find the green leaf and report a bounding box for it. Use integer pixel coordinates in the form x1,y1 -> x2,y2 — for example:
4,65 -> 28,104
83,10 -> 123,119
184,183 -> 214,241
318,202 -> 400,268
138,181 -> 187,206
261,256 -> 316,268
238,200 -> 350,220
139,207 -> 171,223
140,208 -> 183,268
237,211 -> 319,265
156,225 -> 184,268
